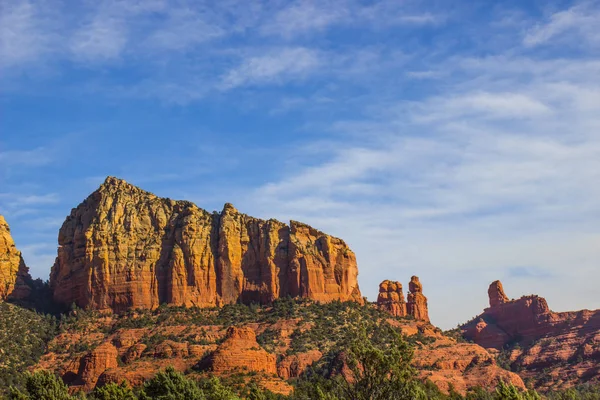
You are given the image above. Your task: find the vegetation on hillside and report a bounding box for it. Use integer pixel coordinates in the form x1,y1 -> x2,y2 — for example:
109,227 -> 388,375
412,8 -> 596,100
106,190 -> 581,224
3,327 -> 553,400
1,299 -> 599,399
0,302 -> 57,390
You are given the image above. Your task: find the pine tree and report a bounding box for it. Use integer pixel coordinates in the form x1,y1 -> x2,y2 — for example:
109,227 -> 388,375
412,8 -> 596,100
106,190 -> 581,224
89,381 -> 136,400
138,366 -> 204,400
8,370 -> 73,400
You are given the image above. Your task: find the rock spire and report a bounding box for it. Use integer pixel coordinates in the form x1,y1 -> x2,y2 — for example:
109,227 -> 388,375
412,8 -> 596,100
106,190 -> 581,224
407,276 -> 430,322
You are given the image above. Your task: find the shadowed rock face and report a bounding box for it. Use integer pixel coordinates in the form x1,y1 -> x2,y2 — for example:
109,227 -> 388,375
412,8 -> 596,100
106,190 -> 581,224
0,215 -> 31,301
49,177 -> 362,312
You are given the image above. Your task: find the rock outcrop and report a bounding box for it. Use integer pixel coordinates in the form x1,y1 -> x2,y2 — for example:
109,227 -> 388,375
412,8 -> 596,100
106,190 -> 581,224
0,215 -> 31,300
278,349 -> 323,379
377,280 -> 406,317
77,342 -> 118,390
462,280 -> 600,390
49,177 -> 362,312
407,276 -> 429,322
414,339 -> 525,395
206,326 -> 277,375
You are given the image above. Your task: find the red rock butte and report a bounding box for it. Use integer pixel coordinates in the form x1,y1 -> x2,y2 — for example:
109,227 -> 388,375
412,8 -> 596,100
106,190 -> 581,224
49,177 -> 362,312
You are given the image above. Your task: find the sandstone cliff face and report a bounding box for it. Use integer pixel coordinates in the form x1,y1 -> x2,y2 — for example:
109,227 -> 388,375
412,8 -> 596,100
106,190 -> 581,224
0,215 -> 31,300
462,280 -> 600,390
377,280 -> 406,317
49,177 -> 361,312
407,276 -> 429,322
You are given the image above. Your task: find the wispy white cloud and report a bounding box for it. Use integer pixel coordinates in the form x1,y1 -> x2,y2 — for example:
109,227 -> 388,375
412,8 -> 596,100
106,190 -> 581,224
70,14 -> 128,62
17,242 -> 57,279
412,91 -> 552,122
146,7 -> 225,52
221,47 -> 321,89
0,0 -> 56,68
524,2 -> 600,47
243,46 -> 600,328
0,146 -> 55,167
261,1 -> 350,38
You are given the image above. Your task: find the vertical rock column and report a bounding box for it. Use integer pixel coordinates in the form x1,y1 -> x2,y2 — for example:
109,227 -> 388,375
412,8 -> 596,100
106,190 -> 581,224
488,280 -> 509,308
407,276 -> 430,322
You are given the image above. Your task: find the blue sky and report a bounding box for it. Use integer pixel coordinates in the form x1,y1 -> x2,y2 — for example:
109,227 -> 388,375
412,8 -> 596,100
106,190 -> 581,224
1,0 -> 599,328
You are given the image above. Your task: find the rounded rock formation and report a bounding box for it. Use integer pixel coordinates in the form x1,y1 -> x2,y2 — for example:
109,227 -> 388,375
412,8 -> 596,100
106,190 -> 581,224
206,326 -> 277,375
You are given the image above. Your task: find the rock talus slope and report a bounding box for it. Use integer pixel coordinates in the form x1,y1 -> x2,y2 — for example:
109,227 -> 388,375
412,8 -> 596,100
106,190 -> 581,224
0,215 -> 31,300
49,177 -> 362,311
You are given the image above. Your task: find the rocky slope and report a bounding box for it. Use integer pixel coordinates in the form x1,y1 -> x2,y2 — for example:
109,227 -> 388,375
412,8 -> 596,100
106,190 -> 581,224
0,215 -> 31,301
462,280 -> 600,390
49,177 -> 362,312
35,300 -> 522,396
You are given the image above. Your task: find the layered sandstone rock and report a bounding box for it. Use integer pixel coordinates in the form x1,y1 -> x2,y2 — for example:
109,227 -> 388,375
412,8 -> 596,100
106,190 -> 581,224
407,276 -> 429,322
206,326 -> 277,375
78,342 -> 118,390
0,215 -> 31,300
49,177 -> 362,312
462,280 -> 600,390
377,280 -> 407,317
